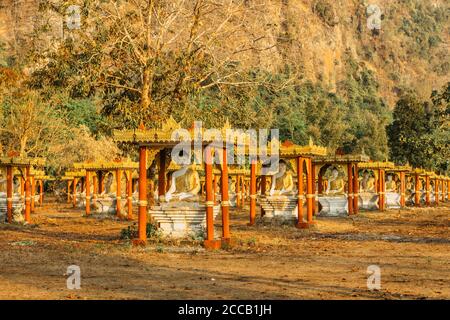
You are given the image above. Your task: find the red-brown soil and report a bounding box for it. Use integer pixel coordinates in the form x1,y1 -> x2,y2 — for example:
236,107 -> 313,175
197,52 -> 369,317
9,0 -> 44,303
0,198 -> 449,300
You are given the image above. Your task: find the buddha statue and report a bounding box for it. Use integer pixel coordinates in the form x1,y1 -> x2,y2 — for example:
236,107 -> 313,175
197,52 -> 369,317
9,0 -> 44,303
360,171 -> 375,192
165,164 -> 201,202
385,175 -> 397,192
229,176 -> 236,194
325,168 -> 345,195
269,160 -> 294,196
0,169 -> 6,193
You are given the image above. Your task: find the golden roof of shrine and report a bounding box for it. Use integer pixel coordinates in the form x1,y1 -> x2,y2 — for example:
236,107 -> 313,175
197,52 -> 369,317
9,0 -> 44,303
410,168 -> 426,175
29,168 -> 46,177
0,157 -> 46,167
313,153 -> 370,164
359,161 -> 395,170
73,159 -> 139,171
246,137 -> 327,158
388,164 -> 413,172
113,117 -> 247,147
63,169 -> 86,178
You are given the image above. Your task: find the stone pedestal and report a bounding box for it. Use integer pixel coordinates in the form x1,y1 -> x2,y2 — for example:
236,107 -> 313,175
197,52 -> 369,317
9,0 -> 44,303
386,192 -> 401,209
359,192 -> 379,210
149,202 -> 220,238
318,195 -> 348,216
94,195 -> 117,214
216,193 -> 236,207
0,193 -> 24,222
258,195 -> 298,221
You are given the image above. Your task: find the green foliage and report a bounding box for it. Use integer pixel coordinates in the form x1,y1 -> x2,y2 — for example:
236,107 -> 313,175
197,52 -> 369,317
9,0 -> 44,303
388,83 -> 449,173
120,222 -> 160,240
399,1 -> 446,60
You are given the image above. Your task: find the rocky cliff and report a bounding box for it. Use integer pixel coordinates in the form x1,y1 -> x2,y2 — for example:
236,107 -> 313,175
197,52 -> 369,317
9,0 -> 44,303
0,0 -> 448,106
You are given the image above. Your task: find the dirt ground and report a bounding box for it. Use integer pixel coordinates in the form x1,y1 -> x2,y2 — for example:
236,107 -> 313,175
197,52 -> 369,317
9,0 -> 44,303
0,197 -> 449,300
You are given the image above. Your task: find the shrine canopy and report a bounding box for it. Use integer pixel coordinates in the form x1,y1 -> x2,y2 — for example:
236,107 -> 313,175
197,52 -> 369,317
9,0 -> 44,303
313,153 -> 371,166
113,116 -> 249,149
358,161 -> 395,171
0,156 -> 46,169
73,159 -> 139,172
386,164 -> 412,173
62,169 -> 86,179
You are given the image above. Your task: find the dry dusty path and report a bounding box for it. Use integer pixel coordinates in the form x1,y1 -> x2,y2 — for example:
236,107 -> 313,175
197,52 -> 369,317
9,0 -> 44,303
0,198 -> 449,299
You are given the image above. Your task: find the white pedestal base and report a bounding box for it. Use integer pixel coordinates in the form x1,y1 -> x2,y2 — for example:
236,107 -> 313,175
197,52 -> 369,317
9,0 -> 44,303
149,202 -> 220,238
318,196 -> 348,216
386,192 -> 401,209
359,192 -> 379,210
0,193 -> 24,222
259,195 -> 299,221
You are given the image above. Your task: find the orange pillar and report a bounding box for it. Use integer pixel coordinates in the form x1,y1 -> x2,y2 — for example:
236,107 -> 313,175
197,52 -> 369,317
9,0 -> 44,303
213,175 -> 217,205
85,171 -> 91,216
39,180 -> 44,206
136,146 -> 148,245
414,174 -> 420,206
441,179 -> 445,202
127,170 -> 133,220
98,171 -> 104,194
116,169 -> 122,217
236,175 -> 241,207
434,178 -> 439,205
249,160 -> 257,226
92,175 -> 98,203
31,176 -> 36,213
447,180 -> 450,201
6,166 -> 13,223
311,164 -> 317,215
20,177 -> 24,200
400,171 -> 406,208
72,178 -> 78,208
347,163 -> 354,215
204,147 -> 220,249
381,169 -> 386,211
221,148 -> 230,241
67,180 -> 71,204
306,158 -> 314,224
158,149 -> 166,201
24,167 -> 31,223
425,176 -> 431,206
296,157 -> 307,228
353,164 -> 359,214
260,175 -> 266,216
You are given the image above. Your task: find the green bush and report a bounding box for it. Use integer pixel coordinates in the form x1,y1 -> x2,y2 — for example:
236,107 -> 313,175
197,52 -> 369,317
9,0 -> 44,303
120,222 -> 160,240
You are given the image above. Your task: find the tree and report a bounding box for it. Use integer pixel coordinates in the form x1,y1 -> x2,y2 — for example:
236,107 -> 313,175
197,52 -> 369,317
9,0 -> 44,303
32,0 -> 278,128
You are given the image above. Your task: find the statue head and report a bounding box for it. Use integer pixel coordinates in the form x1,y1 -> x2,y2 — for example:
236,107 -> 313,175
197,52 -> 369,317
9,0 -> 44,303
331,168 -> 339,179
278,160 -> 287,174
387,175 -> 393,182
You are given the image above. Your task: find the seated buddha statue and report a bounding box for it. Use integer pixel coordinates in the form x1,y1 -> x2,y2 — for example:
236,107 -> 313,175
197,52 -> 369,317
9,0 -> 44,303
0,169 -> 6,193
325,168 -> 345,195
165,164 -> 201,202
269,160 -> 294,196
229,176 -> 236,194
385,175 -> 397,192
360,171 -> 375,192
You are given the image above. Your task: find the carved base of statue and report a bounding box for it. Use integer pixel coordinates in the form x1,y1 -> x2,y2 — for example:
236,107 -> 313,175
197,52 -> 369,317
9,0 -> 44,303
386,192 -> 401,209
429,192 -> 435,203
215,193 -> 237,207
318,195 -> 348,216
149,202 -> 220,238
358,192 -> 379,210
0,193 -> 25,223
258,195 -> 299,221
94,195 -> 126,215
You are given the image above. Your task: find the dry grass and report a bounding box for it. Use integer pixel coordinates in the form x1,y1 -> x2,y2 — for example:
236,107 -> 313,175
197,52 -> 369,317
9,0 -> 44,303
0,197 -> 449,300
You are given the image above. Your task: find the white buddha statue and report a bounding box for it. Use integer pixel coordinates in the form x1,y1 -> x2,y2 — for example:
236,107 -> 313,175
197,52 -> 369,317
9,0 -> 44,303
360,171 -> 375,192
165,164 -> 201,202
385,175 -> 397,192
325,168 -> 345,195
269,160 -> 294,196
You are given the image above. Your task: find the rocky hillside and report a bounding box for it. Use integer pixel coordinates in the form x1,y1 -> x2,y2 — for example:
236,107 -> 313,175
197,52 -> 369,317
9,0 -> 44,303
0,0 -> 448,107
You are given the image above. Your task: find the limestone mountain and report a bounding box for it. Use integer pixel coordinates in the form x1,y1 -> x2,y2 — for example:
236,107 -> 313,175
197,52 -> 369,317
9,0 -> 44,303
1,0 -> 448,108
